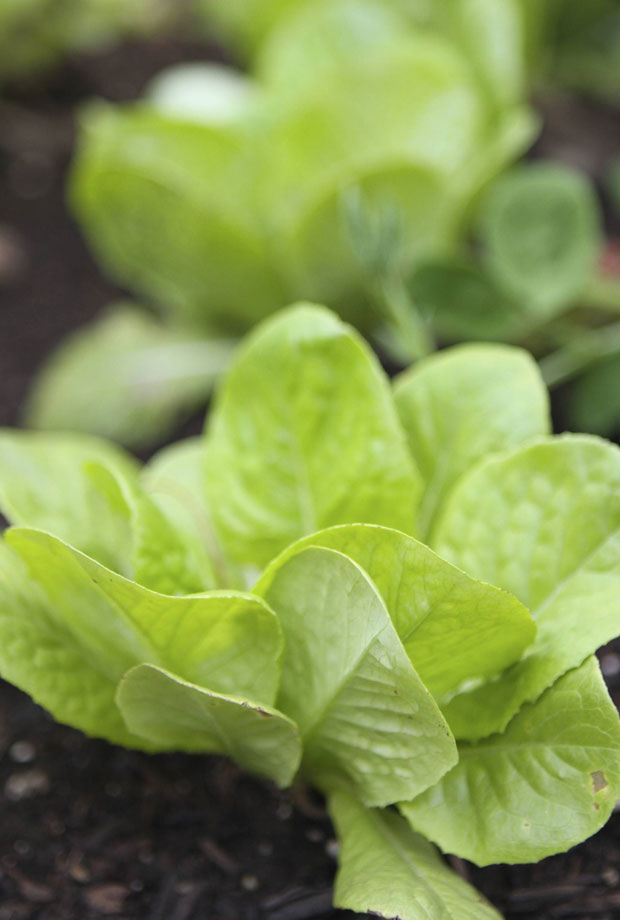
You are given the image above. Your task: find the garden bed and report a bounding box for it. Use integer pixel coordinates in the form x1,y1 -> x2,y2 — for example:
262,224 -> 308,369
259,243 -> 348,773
1,39 -> 620,920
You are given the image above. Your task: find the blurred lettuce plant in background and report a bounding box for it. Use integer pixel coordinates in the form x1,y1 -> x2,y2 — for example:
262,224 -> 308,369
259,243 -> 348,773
0,0 -> 176,86
27,0 -> 539,446
19,0 -> 620,447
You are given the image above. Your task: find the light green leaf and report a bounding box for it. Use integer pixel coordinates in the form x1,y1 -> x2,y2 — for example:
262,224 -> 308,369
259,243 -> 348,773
117,664 -> 301,787
0,428 -> 214,596
141,438 -> 220,590
144,438 -> 206,510
0,539 -> 139,747
71,104 -> 286,330
205,304 -> 420,569
9,527 -> 282,701
284,163 -> 459,314
461,103 -> 538,198
77,457 -> 215,597
408,258 -> 524,342
478,162 -> 602,318
129,486 -> 213,597
256,545 -> 457,807
147,63 -> 257,126
394,344 -> 550,540
402,656 -> 620,865
25,303 -> 236,449
256,524 -> 535,702
329,789 -> 502,919
0,429 -> 137,574
433,0 -> 525,109
259,33 -> 486,251
3,528 -> 283,743
197,0 -> 300,57
257,0 -> 404,99
434,435 -> 620,739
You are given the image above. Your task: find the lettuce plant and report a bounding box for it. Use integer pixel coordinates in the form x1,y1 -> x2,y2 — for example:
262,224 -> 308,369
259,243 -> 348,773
408,158 -> 620,443
23,0 -> 537,447
27,0 -> 620,449
409,160 -> 606,344
5,303 -> 620,918
69,1 -> 533,333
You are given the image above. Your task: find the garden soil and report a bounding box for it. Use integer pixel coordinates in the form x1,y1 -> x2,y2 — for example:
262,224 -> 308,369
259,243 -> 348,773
1,38 -> 620,920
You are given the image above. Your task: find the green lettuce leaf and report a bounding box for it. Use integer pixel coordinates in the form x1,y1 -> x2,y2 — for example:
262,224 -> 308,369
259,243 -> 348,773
329,789 -> 502,919
256,523 -> 535,701
260,33 -> 486,215
2,528 -> 283,743
0,539 -> 139,747
0,429 -> 214,596
478,162 -> 602,319
282,163 -> 458,316
81,459 -> 214,596
141,438 -> 220,590
407,258 -> 524,342
259,32 -> 487,282
258,12 -> 535,314
394,344 -> 550,539
197,0 -> 300,57
147,63 -> 258,126
25,303 -> 236,449
256,544 -> 457,807
129,487 -> 212,597
205,304 -> 420,569
401,656 -> 620,864
257,0 -> 404,98
117,664 -> 301,787
70,103 -> 286,331
432,0 -> 525,109
0,429 -> 137,574
434,435 -> 620,739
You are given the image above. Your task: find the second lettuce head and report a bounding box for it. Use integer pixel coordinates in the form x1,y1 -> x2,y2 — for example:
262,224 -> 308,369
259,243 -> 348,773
25,0 -> 619,449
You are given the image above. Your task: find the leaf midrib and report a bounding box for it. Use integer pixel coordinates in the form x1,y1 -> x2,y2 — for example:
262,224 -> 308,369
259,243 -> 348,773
302,627 -> 385,746
458,738 -> 620,759
532,523 -> 620,620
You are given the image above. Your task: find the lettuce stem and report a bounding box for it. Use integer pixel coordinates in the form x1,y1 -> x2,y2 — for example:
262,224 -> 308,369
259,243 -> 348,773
377,275 -> 434,362
540,320 -> 620,387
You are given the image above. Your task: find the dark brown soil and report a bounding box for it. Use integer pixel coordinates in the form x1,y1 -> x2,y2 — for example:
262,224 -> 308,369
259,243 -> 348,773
1,38 -> 620,920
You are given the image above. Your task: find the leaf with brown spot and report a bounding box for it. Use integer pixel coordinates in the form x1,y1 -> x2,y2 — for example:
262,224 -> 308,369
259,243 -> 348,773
402,657 -> 620,865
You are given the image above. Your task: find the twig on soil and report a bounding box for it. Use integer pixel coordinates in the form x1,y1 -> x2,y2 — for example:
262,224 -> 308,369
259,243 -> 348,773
199,837 -> 239,875
169,882 -> 206,920
261,888 -> 334,920
508,884 -> 586,905
148,871 -> 178,920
